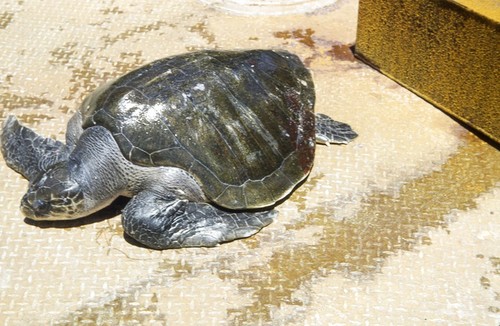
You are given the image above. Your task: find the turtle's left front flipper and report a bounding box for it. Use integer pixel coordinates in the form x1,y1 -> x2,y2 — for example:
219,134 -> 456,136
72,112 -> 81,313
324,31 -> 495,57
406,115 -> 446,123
122,191 -> 275,249
1,116 -> 70,181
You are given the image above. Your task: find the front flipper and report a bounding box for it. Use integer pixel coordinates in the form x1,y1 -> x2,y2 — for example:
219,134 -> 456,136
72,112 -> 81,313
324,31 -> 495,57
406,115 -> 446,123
315,113 -> 358,145
1,116 -> 69,181
122,191 -> 275,249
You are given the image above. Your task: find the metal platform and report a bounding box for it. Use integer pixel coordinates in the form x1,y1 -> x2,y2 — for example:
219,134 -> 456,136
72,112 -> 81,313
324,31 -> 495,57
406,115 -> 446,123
0,0 -> 499,324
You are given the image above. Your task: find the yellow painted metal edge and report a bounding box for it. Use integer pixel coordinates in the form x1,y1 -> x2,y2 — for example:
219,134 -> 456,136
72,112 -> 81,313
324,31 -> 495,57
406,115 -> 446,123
354,0 -> 500,147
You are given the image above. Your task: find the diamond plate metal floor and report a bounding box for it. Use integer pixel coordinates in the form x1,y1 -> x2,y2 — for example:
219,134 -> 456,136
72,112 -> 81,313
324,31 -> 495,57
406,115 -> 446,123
0,0 -> 499,325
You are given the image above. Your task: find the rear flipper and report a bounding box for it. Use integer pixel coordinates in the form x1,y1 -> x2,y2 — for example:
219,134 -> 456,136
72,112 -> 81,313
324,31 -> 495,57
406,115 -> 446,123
122,191 -> 275,249
1,116 -> 69,181
315,113 -> 358,145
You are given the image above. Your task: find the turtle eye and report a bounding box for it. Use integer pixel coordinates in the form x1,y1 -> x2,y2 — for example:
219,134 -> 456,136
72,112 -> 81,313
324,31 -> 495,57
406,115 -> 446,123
63,183 -> 81,198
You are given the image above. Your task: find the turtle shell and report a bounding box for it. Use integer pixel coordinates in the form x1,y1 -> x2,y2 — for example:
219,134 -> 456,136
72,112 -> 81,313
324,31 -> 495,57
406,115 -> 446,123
79,50 -> 316,209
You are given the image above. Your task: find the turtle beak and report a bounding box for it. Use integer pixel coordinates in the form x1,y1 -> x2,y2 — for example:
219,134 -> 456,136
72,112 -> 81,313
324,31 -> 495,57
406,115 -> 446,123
20,195 -> 36,219
21,193 -> 50,219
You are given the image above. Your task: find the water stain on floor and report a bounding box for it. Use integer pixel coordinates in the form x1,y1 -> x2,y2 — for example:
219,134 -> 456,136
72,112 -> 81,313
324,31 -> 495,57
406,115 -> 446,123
327,42 -> 356,62
189,21 -> 216,45
49,42 -> 79,66
0,93 -> 54,114
0,11 -> 14,29
274,28 -> 316,49
100,21 -> 172,47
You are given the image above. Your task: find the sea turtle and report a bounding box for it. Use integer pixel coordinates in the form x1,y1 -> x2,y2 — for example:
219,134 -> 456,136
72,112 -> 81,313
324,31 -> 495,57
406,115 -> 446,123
1,50 -> 357,249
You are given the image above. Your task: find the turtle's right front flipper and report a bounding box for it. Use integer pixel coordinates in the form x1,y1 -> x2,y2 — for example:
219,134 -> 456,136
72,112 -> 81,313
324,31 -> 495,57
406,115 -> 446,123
122,191 -> 275,249
315,113 -> 358,145
1,116 -> 69,181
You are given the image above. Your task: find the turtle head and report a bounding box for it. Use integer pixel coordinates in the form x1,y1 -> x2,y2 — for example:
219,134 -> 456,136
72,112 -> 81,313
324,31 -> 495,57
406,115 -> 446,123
21,162 -> 85,220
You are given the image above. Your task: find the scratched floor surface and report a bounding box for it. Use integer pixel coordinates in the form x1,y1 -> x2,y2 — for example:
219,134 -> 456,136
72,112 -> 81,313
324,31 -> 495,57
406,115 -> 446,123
0,0 -> 499,325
